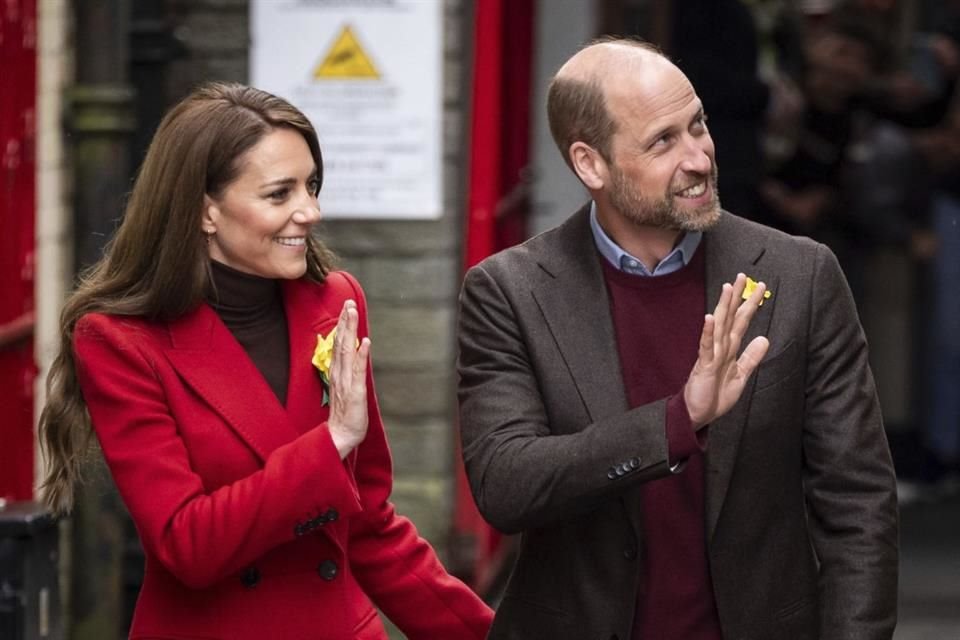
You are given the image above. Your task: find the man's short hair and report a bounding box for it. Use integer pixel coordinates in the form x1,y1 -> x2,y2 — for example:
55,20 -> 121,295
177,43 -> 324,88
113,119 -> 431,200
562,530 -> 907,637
546,37 -> 663,171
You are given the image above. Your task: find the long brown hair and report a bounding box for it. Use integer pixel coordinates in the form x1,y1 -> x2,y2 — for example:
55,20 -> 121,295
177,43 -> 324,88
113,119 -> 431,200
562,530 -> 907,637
39,82 -> 335,513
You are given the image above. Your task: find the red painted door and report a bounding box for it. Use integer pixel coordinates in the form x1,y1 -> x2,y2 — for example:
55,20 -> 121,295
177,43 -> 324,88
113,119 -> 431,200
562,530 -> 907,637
0,0 -> 38,501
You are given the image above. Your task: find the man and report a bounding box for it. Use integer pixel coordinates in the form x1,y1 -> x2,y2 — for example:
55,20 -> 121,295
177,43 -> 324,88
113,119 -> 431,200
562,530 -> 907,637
456,39 -> 898,640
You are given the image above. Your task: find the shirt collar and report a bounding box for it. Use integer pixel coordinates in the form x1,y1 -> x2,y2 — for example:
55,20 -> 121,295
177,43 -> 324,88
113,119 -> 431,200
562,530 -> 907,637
589,202 -> 702,276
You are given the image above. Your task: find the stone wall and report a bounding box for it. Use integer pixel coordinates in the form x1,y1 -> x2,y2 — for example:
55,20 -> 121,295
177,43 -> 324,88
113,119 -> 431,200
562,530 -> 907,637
167,0 -> 249,99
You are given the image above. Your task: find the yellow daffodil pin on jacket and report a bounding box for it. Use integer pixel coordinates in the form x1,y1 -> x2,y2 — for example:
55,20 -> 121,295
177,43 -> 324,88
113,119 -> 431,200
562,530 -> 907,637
741,276 -> 773,306
312,327 -> 360,406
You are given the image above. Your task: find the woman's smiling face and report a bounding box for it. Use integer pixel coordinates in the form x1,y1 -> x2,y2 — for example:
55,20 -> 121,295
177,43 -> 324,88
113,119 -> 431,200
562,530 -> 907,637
204,126 -> 321,280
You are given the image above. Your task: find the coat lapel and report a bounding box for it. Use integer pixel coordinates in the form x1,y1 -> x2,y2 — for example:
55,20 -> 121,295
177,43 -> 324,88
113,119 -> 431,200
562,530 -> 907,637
164,305 -> 297,462
703,213 -> 779,542
163,280 -> 339,463
531,208 -> 630,423
281,279 -> 338,434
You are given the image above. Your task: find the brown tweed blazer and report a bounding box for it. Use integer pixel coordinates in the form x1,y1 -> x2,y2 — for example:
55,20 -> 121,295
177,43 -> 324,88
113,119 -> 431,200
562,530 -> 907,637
457,206 -> 898,640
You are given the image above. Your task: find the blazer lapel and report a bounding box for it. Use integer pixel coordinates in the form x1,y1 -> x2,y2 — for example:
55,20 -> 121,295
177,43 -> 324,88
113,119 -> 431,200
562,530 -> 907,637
703,213 -> 779,543
531,208 -> 629,423
164,304 -> 299,462
517,208 -> 781,543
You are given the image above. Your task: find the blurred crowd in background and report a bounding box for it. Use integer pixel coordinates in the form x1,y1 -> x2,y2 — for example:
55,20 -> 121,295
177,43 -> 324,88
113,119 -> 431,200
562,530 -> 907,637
646,0 -> 960,501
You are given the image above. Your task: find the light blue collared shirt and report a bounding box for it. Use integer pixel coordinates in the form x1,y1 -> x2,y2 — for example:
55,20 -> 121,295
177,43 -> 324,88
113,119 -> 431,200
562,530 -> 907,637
589,202 -> 702,276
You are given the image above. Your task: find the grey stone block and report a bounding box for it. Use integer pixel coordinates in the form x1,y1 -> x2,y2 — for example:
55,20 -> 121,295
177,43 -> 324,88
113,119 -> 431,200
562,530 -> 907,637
391,477 -> 451,545
176,11 -> 249,54
366,304 -> 454,367
442,110 -> 464,157
375,366 -> 455,418
328,253 -> 367,283
168,56 -> 248,97
382,418 -> 454,476
353,256 -> 459,303
321,218 -> 458,256
442,162 -> 467,213
171,0 -> 247,7
443,56 -> 464,105
443,4 -> 465,58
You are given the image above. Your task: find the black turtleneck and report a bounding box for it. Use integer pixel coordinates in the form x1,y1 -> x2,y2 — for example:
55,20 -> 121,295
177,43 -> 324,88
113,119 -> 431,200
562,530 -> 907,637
207,260 -> 290,405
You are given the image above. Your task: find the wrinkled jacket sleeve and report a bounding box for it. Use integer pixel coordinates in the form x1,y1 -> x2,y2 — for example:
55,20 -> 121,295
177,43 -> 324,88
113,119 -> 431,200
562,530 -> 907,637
456,261 -> 679,534
801,245 -> 899,638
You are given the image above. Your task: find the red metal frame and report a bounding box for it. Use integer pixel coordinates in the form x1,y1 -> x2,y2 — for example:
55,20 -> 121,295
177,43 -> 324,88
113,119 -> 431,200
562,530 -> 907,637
0,0 -> 38,501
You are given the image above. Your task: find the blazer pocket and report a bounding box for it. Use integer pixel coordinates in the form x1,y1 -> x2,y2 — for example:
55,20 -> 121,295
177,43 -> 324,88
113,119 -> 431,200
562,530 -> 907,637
774,593 -> 816,621
773,593 -> 818,639
490,594 -> 571,638
754,340 -> 800,392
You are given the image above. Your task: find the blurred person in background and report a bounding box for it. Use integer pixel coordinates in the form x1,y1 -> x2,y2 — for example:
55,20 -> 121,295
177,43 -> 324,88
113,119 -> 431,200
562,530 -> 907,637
665,0 -> 804,226
910,104 -> 960,492
906,22 -> 960,493
758,16 -> 899,300
853,0 -> 960,494
758,20 -> 875,239
37,82 -> 493,640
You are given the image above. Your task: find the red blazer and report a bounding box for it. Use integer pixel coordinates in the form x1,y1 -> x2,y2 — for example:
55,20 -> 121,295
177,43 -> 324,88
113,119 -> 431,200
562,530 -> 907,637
74,271 -> 492,640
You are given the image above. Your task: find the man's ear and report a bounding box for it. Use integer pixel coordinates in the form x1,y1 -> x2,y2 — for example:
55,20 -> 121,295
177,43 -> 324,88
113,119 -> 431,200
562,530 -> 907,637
569,142 -> 608,191
201,194 -> 219,235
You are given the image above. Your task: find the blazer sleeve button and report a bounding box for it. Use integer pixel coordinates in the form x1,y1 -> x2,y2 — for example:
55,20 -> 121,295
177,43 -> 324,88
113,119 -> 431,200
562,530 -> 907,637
629,457 -> 640,469
324,508 -> 339,522
317,560 -> 338,581
240,566 -> 260,588
294,522 -> 306,536
607,468 -> 617,480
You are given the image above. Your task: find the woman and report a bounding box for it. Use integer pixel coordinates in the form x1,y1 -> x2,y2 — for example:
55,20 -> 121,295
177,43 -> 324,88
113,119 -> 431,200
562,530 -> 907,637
39,82 -> 493,639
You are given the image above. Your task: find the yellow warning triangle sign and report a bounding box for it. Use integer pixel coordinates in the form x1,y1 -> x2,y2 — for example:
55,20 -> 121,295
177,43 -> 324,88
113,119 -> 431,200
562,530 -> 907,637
314,25 -> 380,80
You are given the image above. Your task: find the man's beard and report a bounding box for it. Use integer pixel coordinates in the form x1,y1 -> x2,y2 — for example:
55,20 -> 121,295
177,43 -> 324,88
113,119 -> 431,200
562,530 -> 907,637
608,164 -> 722,232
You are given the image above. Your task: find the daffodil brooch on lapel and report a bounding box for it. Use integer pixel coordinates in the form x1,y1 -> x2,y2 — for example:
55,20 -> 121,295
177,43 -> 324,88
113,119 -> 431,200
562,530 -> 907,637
312,327 -> 361,406
312,329 -> 337,406
741,276 -> 773,306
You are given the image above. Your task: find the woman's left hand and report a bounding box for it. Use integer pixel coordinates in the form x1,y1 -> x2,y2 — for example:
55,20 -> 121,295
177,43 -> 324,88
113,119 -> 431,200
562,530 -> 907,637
326,300 -> 372,458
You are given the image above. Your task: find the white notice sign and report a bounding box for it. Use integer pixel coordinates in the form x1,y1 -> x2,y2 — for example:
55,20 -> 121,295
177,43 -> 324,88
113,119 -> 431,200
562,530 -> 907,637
251,0 -> 443,219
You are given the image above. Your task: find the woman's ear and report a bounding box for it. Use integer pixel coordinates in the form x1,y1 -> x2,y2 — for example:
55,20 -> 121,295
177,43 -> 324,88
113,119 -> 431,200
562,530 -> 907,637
201,194 -> 219,235
569,142 -> 608,191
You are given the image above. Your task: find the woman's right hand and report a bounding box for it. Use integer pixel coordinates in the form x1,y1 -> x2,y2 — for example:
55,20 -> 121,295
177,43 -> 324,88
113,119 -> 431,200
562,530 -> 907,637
327,300 -> 372,458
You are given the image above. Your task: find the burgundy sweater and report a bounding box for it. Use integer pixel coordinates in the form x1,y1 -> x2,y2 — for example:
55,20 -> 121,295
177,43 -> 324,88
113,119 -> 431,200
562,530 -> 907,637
600,246 -> 723,640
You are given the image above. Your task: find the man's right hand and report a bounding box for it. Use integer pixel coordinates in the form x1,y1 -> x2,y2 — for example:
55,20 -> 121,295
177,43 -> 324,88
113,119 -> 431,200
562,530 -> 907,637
684,273 -> 770,429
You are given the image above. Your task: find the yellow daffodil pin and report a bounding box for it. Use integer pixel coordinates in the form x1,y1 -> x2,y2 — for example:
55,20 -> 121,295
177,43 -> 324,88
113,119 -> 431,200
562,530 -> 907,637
312,329 -> 336,405
741,276 -> 772,306
312,327 -> 360,406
